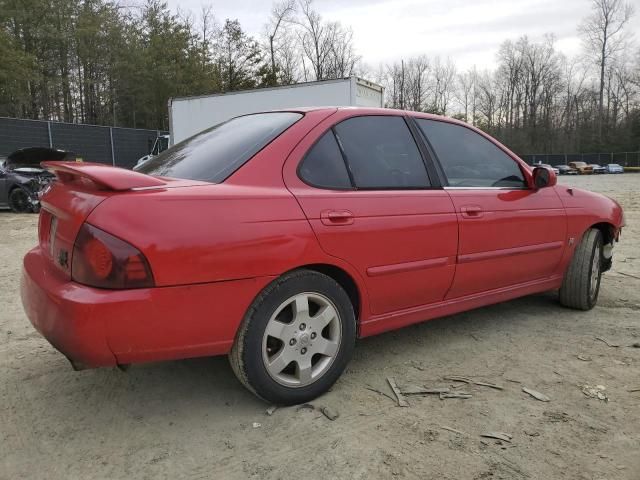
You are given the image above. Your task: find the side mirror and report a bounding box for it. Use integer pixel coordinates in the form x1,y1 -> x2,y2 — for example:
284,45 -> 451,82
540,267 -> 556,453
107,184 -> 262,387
532,166 -> 557,189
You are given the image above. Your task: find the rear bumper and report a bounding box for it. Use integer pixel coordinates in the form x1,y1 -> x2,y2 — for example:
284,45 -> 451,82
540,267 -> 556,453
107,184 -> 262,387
21,247 -> 272,369
21,248 -> 115,368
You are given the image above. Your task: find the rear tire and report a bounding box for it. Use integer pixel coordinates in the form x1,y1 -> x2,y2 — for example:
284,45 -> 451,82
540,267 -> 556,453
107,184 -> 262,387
559,228 -> 603,310
229,269 -> 356,405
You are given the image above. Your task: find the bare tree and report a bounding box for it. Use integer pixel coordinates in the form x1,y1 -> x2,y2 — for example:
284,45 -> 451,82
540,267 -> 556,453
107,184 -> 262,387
295,0 -> 357,80
456,68 -> 477,124
326,23 -> 359,78
497,40 -> 524,134
405,56 -> 429,111
265,0 -> 296,84
475,70 -> 498,129
429,56 -> 456,115
296,0 -> 330,80
276,34 -> 302,84
579,0 -> 635,142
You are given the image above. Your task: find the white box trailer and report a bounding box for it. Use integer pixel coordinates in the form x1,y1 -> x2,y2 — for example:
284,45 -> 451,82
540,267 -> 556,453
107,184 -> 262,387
168,77 -> 384,146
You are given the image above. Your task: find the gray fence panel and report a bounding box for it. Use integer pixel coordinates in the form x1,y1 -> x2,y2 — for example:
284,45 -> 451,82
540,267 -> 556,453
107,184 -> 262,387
1,117 -> 168,169
50,122 -> 112,165
112,128 -> 159,169
0,118 -> 50,157
581,153 -> 598,164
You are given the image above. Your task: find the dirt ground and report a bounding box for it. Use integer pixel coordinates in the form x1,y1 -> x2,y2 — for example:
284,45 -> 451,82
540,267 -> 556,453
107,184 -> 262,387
1,174 -> 639,480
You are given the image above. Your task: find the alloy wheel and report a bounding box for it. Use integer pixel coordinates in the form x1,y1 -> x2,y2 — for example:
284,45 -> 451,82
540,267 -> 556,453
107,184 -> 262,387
262,292 -> 342,388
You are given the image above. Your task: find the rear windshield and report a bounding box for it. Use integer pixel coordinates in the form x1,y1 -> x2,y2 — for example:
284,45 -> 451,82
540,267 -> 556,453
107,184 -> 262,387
138,112 -> 303,182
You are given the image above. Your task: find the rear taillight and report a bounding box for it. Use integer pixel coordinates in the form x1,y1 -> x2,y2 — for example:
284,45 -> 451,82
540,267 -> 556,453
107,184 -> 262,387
72,223 -> 154,289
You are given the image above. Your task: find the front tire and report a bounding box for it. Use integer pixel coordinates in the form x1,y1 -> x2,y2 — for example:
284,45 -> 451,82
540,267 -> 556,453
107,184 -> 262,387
229,270 -> 356,405
8,188 -> 33,213
559,228 -> 603,310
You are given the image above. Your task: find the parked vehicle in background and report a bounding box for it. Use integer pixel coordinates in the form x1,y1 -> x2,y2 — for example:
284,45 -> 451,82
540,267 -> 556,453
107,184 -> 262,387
589,164 -> 606,174
21,108 -> 625,405
133,135 -> 169,171
535,163 -> 559,175
568,161 -> 593,174
556,165 -> 578,175
605,163 -> 624,174
168,77 -> 384,145
0,147 -> 62,213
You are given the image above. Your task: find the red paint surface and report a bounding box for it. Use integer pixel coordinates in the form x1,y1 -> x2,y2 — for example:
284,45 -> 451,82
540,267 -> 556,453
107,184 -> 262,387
21,108 -> 624,369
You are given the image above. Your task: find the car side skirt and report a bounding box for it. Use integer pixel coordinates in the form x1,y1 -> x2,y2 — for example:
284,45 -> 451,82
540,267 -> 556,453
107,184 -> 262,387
359,274 -> 563,337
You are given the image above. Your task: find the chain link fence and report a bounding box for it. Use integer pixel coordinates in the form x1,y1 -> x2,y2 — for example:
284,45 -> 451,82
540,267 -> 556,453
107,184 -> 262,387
0,117 -> 167,169
521,152 -> 640,167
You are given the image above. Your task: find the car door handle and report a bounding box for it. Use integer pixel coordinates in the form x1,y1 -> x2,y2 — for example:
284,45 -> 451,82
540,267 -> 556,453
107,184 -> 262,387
321,210 -> 354,226
460,205 -> 483,218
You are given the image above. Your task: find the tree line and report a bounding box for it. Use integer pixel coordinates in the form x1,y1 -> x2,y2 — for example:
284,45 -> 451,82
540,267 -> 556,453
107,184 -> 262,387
1,0 -> 638,154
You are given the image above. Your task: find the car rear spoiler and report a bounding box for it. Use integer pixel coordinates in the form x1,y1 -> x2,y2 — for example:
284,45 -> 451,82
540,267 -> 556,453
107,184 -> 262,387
42,161 -> 166,191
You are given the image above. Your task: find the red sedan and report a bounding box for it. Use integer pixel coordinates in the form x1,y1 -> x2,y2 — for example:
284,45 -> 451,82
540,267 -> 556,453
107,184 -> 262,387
21,108 -> 624,404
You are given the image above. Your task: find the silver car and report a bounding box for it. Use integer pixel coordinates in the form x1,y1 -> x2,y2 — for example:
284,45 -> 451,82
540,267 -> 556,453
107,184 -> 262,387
605,163 -> 624,174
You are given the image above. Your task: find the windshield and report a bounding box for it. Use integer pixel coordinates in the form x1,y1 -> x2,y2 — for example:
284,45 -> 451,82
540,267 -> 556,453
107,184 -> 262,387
138,112 -> 303,182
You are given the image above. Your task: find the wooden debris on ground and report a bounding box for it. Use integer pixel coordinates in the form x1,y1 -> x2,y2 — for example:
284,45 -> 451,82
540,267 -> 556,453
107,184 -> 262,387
265,405 -> 278,416
616,271 -> 640,280
481,432 -> 513,442
444,375 -> 472,384
474,381 -> 504,390
365,385 -> 394,401
581,384 -> 608,401
444,375 -> 504,390
387,377 -> 409,407
399,384 -> 450,395
522,386 -> 551,402
440,392 -> 472,399
441,426 -> 466,435
320,406 -> 339,421
504,378 -> 522,384
595,337 -> 621,348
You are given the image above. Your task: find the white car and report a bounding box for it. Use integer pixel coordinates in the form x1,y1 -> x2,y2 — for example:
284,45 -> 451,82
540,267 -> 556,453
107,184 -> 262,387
535,163 -> 559,175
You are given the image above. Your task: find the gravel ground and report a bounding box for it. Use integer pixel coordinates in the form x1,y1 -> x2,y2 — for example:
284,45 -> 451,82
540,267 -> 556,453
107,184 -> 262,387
1,174 -> 639,480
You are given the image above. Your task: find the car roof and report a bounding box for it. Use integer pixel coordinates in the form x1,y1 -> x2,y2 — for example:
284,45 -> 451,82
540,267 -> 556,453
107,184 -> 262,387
264,106 -> 463,123
255,107 -> 491,137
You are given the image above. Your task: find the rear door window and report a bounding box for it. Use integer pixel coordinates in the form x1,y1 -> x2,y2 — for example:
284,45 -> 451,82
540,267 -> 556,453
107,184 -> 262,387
138,112 -> 302,182
416,119 -> 526,188
333,116 -> 430,189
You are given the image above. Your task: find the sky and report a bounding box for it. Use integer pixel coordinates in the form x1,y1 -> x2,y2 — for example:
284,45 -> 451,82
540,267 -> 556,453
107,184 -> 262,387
166,0 -> 640,71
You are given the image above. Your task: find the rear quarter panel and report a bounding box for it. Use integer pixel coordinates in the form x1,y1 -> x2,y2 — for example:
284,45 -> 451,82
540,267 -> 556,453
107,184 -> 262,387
87,184 -> 322,285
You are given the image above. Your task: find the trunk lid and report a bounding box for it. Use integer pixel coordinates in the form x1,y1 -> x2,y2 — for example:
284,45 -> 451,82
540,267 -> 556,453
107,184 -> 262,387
38,161 -> 206,278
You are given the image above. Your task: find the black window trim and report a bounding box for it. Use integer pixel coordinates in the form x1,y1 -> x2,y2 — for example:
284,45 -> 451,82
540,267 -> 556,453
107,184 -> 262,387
297,114 -> 444,192
411,116 -> 531,191
404,115 -> 446,187
331,126 -> 357,189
